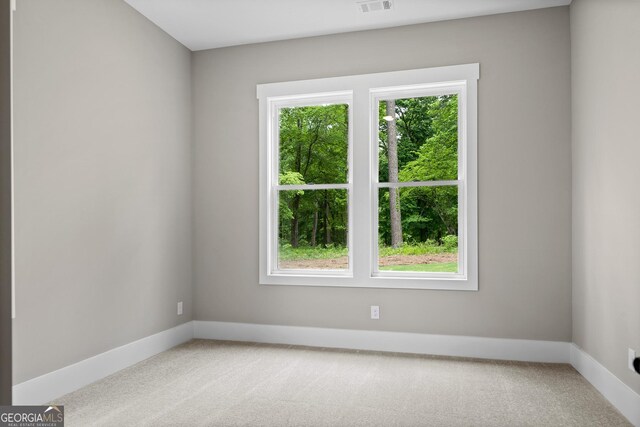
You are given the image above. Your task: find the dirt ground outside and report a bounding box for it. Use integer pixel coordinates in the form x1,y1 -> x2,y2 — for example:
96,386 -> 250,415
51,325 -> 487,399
278,252 -> 457,270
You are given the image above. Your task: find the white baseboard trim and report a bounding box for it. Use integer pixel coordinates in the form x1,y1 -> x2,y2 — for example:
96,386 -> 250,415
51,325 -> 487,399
193,320 -> 571,363
14,320 -> 638,427
12,322 -> 194,405
570,344 -> 640,426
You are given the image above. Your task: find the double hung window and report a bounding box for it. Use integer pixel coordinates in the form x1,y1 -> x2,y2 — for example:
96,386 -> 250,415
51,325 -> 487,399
258,64 -> 478,290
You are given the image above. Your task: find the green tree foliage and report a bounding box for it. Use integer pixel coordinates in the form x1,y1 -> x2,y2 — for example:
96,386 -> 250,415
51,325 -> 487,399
378,95 -> 459,245
277,95 -> 459,252
278,105 -> 349,248
279,105 -> 348,184
278,172 -> 305,224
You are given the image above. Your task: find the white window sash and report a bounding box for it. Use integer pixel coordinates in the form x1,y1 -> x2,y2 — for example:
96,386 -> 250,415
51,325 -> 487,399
268,93 -> 354,278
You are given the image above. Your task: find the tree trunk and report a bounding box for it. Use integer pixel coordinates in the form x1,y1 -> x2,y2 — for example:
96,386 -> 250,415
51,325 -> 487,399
324,191 -> 332,246
311,206 -> 318,247
344,202 -> 348,246
386,100 -> 403,248
289,119 -> 303,248
290,194 -> 300,248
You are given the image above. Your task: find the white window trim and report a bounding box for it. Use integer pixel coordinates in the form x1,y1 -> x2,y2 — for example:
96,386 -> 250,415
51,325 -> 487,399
258,63 -> 479,290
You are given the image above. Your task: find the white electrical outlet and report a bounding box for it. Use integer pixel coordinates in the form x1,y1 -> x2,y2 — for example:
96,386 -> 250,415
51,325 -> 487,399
370,305 -> 380,320
629,348 -> 636,372
177,301 -> 183,316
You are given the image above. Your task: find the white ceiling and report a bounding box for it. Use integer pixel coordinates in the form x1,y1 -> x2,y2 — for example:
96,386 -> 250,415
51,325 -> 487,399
124,0 -> 571,51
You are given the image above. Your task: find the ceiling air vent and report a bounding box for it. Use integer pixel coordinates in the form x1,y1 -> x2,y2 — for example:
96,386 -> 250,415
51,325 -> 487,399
358,0 -> 393,13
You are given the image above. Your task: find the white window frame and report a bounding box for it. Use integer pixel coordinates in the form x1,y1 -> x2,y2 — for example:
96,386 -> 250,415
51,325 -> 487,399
258,63 -> 479,290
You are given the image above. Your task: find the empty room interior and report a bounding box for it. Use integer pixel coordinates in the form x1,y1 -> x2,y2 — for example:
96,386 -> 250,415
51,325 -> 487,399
1,0 -> 640,425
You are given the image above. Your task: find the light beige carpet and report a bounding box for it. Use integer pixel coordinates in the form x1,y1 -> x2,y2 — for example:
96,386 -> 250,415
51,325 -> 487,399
54,339 -> 631,426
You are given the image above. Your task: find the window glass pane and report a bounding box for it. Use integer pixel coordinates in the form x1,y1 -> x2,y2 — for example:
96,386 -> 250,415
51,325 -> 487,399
279,104 -> 349,185
278,189 -> 348,270
378,186 -> 458,273
378,94 -> 458,182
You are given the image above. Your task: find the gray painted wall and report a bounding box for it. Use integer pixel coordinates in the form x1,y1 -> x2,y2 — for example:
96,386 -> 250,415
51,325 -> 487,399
11,3 -> 578,388
571,0 -> 640,394
12,0 -> 192,384
192,7 -> 573,341
1,0 -> 12,404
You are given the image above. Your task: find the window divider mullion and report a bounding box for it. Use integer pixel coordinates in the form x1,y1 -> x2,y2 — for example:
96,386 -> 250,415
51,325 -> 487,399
351,83 -> 371,282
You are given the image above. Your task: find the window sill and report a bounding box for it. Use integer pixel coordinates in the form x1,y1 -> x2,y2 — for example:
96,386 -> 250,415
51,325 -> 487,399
260,273 -> 478,291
